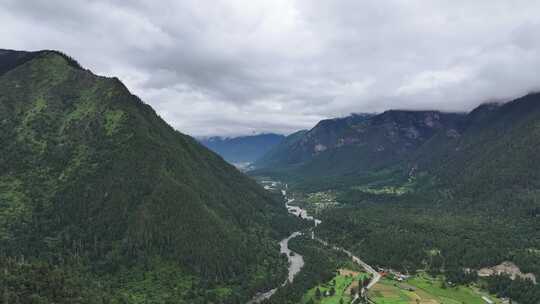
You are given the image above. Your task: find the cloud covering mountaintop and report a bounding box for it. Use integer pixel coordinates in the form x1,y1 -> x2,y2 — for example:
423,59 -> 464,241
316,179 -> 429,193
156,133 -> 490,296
2,0 -> 540,136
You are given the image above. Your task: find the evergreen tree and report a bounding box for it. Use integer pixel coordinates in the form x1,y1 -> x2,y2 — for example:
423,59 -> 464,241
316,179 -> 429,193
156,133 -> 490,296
315,288 -> 322,300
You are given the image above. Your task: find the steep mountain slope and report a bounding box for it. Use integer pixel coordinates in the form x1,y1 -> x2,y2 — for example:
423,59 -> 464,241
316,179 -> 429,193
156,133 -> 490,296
255,114 -> 374,168
255,92 -> 540,207
253,111 -> 465,188
199,133 -> 285,165
0,50 -> 292,303
253,129 -> 308,168
412,93 -> 540,211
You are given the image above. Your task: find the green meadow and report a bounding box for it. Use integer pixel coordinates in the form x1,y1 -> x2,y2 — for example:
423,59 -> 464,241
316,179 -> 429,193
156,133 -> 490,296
370,274 -> 501,304
301,270 -> 370,304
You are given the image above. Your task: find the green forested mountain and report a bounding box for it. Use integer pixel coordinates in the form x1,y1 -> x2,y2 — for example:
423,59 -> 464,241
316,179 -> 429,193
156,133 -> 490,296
253,93 -> 540,303
413,93 -> 540,211
252,110 -> 465,189
0,49 -> 295,303
254,94 -> 540,200
255,114 -> 375,169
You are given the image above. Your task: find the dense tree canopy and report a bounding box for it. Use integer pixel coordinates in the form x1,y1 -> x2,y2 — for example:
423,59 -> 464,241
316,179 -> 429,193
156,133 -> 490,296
0,49 -> 298,303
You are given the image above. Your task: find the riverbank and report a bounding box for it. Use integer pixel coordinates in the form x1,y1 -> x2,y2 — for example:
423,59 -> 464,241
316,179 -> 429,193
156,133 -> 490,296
247,189 -> 307,303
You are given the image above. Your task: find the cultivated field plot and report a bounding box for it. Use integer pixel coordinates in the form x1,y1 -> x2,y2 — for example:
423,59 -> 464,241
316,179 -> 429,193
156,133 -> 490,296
301,270 -> 369,304
370,275 -> 501,304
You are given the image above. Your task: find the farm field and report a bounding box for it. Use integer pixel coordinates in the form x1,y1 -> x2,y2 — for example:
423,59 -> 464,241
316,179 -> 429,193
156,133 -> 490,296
300,269 -> 369,304
370,275 -> 501,304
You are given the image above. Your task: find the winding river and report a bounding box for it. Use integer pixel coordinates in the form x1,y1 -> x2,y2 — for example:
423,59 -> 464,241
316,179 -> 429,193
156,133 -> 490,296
247,187 -> 380,303
247,190 -> 314,304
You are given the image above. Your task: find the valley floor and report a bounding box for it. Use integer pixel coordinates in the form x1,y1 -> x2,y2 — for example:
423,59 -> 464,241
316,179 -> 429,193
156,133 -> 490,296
300,270 -> 369,304
256,179 -> 518,304
296,267 -> 502,304
369,274 -> 501,304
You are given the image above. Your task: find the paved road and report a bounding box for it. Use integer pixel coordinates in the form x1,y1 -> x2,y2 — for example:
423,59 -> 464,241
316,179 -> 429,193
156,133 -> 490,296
311,238 -> 380,304
312,237 -> 381,289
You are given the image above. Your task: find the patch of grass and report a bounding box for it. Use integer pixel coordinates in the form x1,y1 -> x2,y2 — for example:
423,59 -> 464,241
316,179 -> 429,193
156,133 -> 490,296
104,109 -> 125,136
66,99 -> 98,122
15,97 -> 50,153
408,274 -> 499,304
301,271 -> 369,304
370,278 -> 415,304
0,177 -> 30,241
370,275 -> 501,304
22,97 -> 47,123
58,144 -> 92,182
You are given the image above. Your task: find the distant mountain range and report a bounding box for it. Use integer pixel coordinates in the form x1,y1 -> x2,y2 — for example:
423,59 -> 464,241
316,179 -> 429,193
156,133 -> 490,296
199,133 -> 285,166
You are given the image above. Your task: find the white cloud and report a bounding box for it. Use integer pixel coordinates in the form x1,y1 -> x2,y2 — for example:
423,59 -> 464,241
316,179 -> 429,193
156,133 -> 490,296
1,0 -> 540,136
396,68 -> 471,96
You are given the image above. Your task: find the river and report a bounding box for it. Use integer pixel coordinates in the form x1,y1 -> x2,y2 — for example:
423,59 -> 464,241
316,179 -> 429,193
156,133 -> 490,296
247,190 -> 314,304
247,186 -> 380,303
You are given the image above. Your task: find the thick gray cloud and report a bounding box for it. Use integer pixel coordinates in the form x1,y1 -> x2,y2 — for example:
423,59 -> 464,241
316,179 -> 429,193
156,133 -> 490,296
1,0 -> 540,136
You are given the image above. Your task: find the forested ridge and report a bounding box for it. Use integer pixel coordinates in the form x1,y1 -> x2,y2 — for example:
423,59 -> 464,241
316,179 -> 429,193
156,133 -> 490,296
253,92 -> 540,303
0,49 -> 298,303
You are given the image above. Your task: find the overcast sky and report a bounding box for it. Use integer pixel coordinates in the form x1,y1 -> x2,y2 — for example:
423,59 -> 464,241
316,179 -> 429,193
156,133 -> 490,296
2,0 -> 540,136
